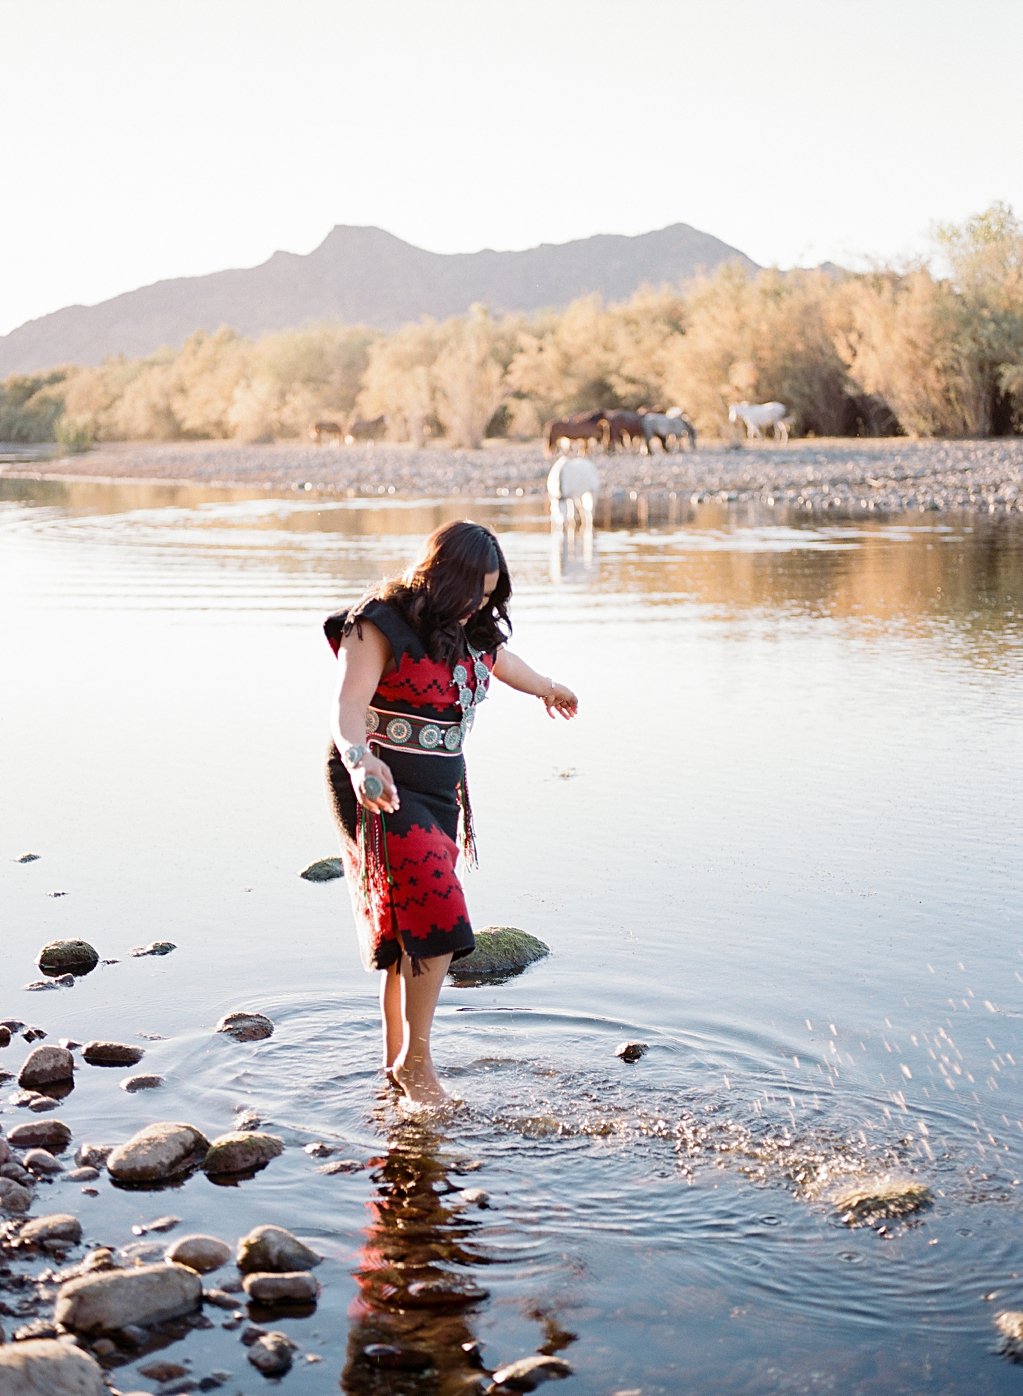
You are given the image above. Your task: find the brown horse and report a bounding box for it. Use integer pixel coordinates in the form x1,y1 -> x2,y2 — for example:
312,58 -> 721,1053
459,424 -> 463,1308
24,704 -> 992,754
345,415 -> 386,443
602,410 -> 648,453
544,410 -> 607,458
310,420 -> 343,445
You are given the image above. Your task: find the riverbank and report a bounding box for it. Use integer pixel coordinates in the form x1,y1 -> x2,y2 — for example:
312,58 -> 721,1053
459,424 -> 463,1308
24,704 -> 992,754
4,436 -> 1023,514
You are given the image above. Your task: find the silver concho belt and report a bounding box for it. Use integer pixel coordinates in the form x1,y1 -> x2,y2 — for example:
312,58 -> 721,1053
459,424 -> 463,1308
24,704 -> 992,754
365,706 -> 463,755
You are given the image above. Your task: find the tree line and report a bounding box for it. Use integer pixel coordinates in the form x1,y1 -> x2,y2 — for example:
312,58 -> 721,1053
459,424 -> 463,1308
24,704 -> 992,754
4,204 -> 1023,450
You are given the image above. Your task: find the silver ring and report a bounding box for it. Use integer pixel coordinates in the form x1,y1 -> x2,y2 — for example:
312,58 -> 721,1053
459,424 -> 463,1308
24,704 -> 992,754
362,774 -> 383,801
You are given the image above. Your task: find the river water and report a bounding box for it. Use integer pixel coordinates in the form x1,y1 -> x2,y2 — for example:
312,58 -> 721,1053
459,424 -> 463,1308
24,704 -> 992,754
2,476 -> 1023,1394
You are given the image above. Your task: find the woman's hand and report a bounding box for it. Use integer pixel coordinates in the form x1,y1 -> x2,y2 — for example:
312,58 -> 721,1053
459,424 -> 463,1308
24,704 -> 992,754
353,752 -> 400,814
542,681 -> 579,720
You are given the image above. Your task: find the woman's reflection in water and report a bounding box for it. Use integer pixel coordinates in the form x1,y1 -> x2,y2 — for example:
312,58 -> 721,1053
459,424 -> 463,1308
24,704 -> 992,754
342,1116 -> 492,1395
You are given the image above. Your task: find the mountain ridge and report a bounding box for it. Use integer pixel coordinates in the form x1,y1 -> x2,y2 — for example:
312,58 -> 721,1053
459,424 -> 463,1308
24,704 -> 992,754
0,222 -> 759,377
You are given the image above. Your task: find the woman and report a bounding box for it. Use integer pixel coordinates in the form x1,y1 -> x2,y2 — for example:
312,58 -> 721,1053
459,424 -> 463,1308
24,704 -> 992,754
326,521 -> 578,1107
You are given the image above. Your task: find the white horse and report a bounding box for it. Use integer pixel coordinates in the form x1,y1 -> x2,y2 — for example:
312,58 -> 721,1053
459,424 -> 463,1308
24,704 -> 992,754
728,401 -> 790,443
658,409 -> 698,450
547,453 -> 599,529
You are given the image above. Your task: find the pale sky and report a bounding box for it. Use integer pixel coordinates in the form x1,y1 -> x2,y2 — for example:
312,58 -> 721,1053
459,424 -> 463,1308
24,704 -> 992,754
2,0 -> 1021,337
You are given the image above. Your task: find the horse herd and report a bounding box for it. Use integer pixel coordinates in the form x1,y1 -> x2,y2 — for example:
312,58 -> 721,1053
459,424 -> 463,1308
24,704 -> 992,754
544,408 -> 697,456
309,416 -> 386,446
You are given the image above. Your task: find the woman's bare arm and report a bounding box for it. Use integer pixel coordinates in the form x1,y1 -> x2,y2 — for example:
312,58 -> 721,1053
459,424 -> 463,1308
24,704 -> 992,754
492,648 -> 578,719
331,622 -> 400,812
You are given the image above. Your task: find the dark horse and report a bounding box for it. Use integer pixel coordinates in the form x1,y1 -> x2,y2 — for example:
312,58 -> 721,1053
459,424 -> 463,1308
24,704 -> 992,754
544,410 -> 607,458
602,410 -> 648,453
345,415 -> 386,443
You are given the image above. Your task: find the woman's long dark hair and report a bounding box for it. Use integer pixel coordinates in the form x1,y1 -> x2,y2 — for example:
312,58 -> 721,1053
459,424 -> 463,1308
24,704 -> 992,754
362,520 -> 512,662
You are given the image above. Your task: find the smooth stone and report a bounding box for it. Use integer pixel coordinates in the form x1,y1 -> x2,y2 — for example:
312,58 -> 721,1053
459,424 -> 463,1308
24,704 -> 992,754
489,1354 -> 574,1390
615,1041 -> 648,1063
65,1167 -> 100,1182
0,1025 -> 11,1047
405,1276 -> 489,1308
21,1213 -> 83,1245
24,1148 -> 64,1174
131,1214 -> 180,1235
831,1175 -> 933,1226
74,1142 -> 111,1168
37,939 -> 99,975
448,926 -> 550,977
121,1074 -> 164,1092
299,857 -> 344,881
247,1332 -> 296,1377
362,1343 -> 433,1372
242,1271 -> 319,1305
0,1178 -> 34,1212
129,941 -> 176,957
56,1262 -> 202,1334
82,1041 -> 145,1067
203,1131 -> 283,1176
1,1161 -> 36,1187
28,1094 -> 63,1112
0,1338 -> 107,1394
317,1158 -> 364,1175
215,1011 -> 274,1042
18,1044 -> 75,1088
165,1234 -> 232,1273
0,1137 -> 8,1164
106,1122 -> 210,1184
8,1119 -> 72,1153
236,1225 -> 322,1274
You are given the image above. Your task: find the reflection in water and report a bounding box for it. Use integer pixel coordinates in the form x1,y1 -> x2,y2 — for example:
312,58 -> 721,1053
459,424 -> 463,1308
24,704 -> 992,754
548,518 -> 595,583
342,1115 -> 491,1395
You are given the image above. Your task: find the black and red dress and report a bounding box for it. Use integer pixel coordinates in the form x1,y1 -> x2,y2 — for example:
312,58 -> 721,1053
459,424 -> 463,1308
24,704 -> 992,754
325,598 -> 494,973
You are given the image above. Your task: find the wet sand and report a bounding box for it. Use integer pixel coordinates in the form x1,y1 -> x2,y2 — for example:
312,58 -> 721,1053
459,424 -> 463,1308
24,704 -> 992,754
4,436 -> 1023,513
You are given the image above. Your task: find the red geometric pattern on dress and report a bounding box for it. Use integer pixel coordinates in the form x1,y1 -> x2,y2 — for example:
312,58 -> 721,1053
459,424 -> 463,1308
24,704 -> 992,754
380,822 -> 469,939
374,652 -> 495,711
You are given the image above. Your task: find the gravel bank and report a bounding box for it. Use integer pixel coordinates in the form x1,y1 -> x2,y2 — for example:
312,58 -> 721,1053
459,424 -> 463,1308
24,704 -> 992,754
4,436 -> 1023,515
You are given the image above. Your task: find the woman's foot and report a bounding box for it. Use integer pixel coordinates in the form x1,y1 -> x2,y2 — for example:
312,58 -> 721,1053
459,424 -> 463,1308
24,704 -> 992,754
393,1057 -> 448,1107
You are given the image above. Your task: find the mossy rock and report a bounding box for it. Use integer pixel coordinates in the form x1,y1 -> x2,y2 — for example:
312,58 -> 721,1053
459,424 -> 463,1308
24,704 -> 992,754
831,1175 -> 933,1227
299,858 -> 344,882
38,939 -> 99,976
448,926 -> 550,980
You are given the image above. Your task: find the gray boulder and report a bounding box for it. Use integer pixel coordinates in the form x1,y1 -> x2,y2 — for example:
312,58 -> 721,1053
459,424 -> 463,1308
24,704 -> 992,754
21,1214 -> 83,1246
0,1338 -> 106,1394
106,1122 -> 210,1184
9,1119 -> 72,1153
448,926 -> 550,979
203,1131 -> 284,1176
55,1262 -> 202,1333
242,1271 -> 319,1305
37,939 -> 98,975
165,1234 -> 232,1273
0,1178 -> 33,1213
236,1224 -> 322,1273
82,1041 -> 145,1067
490,1354 -> 573,1389
215,1010 -> 274,1042
18,1045 -> 74,1089
247,1332 -> 296,1377
23,1148 -> 64,1175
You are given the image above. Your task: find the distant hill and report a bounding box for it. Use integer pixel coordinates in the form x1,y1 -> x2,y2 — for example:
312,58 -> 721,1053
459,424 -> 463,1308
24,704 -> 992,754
0,223 -> 758,378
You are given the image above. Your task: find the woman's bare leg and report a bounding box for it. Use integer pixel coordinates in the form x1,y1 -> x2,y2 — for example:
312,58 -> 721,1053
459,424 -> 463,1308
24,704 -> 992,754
380,964 -> 403,1076
392,953 -> 453,1106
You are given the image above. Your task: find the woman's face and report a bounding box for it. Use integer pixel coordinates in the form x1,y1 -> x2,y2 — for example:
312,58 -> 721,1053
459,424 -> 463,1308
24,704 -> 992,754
460,569 -> 500,625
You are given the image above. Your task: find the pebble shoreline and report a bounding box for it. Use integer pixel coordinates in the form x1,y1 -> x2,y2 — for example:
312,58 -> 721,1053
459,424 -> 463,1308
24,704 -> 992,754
5,436 -> 1023,515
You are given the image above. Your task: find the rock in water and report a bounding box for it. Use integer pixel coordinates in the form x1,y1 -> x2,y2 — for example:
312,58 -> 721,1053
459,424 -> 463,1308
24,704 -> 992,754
215,1010 -> 274,1042
831,1175 -> 933,1226
247,1332 -> 296,1377
995,1310 -> 1023,1359
615,1041 -> 648,1062
236,1225 -> 322,1273
37,939 -> 99,975
448,926 -> 550,978
299,857 -> 344,881
18,1044 -> 75,1088
490,1354 -> 573,1389
8,1119 -> 72,1152
242,1271 -> 319,1305
0,1338 -> 107,1394
82,1041 -> 145,1067
129,941 -> 176,957
106,1122 -> 210,1184
0,1178 -> 34,1213
55,1262 -> 202,1333
121,1073 -> 164,1092
21,1213 -> 84,1246
203,1131 -> 284,1176
165,1234 -> 232,1273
